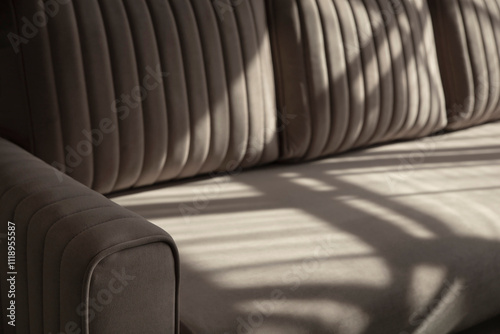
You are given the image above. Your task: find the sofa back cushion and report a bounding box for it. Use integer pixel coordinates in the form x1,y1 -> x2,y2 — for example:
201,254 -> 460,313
2,0 -> 278,193
268,0 -> 448,160
0,0 -> 32,151
429,0 -> 500,130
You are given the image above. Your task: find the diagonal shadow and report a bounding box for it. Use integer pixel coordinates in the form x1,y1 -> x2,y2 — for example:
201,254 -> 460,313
117,133 -> 500,334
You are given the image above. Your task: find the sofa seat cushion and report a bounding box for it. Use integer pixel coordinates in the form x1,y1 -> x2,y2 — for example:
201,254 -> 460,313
112,122 -> 500,334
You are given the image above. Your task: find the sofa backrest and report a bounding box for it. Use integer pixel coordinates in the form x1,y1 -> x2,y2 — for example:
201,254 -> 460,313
0,0 -> 279,193
268,0 -> 448,160
4,0 -> 484,193
429,0 -> 500,130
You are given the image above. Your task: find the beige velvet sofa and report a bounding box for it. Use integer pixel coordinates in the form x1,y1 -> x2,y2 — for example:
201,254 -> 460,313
0,0 -> 499,333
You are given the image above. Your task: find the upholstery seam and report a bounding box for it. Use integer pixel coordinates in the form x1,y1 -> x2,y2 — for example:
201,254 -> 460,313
14,185 -> 88,222
168,0 -> 208,178
80,236 -> 180,334
266,0 -> 288,159
490,0 -> 500,120
314,0 -> 337,156
363,0 -> 392,144
387,0 -> 412,139
402,0 -> 433,138
9,0 -> 36,153
163,0 -> 191,179
331,0 -> 356,152
43,0 -> 73,185
0,167 -> 78,201
294,0 -> 316,159
26,196 -> 110,330
213,0 -> 237,170
456,1 -> 478,127
232,1 -> 254,166
472,0 -> 496,124
397,0 -> 422,139
51,215 -> 131,331
413,0 -> 440,136
375,0 -> 401,141
144,0 -> 170,184
247,0 -> 267,166
121,0 -> 150,188
189,0 -> 221,174
90,0 -> 121,194
348,0 -> 378,148
158,0 -> 191,180
95,0 -> 124,192
71,0 -> 99,191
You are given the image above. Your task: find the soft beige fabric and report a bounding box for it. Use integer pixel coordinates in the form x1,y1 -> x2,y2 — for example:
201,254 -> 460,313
268,0 -> 447,160
113,121 -> 500,334
3,0 -> 278,193
429,0 -> 500,130
0,138 -> 179,334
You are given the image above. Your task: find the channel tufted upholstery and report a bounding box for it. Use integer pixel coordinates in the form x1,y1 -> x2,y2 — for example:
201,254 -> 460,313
429,0 -> 500,130
2,0 -> 500,333
268,0 -> 448,161
0,138 -> 179,334
4,0 -> 278,194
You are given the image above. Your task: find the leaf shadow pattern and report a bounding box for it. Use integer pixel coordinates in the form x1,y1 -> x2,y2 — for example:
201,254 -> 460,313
115,123 -> 500,334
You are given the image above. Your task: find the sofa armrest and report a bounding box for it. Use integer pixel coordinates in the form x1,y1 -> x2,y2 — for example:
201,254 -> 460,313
0,138 -> 179,334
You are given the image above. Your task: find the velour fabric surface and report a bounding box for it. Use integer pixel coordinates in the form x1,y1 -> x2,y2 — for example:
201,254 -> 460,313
113,122 -> 500,334
0,138 -> 179,334
429,0 -> 500,130
456,315 -> 500,334
88,243 -> 176,334
0,0 -> 32,151
6,0 -> 278,194
268,0 -> 447,161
